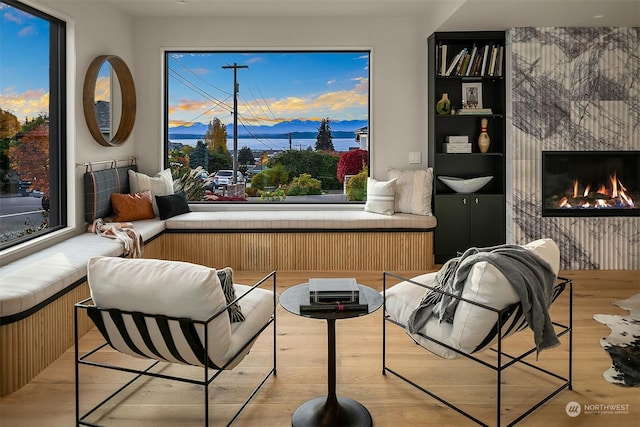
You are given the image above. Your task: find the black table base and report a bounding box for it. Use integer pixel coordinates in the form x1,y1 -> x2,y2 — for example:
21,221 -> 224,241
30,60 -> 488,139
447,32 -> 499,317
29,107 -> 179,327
292,396 -> 372,427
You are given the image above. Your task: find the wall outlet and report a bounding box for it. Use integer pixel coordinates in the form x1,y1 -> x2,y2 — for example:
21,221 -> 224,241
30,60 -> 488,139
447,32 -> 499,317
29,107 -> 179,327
409,152 -> 422,164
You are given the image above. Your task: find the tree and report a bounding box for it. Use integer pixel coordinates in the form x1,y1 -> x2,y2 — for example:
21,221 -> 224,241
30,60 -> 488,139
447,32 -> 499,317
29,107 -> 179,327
208,151 -> 232,174
238,146 -> 255,165
168,148 -> 191,180
189,140 -> 209,170
8,123 -> 49,197
336,149 -> 368,183
0,109 -> 20,139
268,148 -> 340,190
314,117 -> 334,152
205,118 -> 228,154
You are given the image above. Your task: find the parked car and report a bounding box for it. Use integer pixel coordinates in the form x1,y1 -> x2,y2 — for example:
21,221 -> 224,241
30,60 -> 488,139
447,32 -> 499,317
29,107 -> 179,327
18,180 -> 32,196
211,170 -> 245,189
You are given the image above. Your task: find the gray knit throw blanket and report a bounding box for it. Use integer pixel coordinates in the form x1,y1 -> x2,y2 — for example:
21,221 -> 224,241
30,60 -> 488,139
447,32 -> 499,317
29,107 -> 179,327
407,244 -> 559,358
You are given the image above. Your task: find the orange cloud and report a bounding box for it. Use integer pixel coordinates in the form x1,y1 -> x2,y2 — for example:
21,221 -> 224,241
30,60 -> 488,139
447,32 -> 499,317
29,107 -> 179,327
170,77 -> 368,126
0,88 -> 49,123
94,76 -> 110,102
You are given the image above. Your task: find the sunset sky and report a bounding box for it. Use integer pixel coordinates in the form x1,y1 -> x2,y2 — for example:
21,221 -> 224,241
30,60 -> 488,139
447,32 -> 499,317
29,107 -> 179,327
0,2 -> 369,129
167,51 -> 369,130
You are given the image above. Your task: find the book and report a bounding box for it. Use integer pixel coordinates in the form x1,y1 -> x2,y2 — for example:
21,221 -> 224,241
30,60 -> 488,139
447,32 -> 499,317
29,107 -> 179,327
488,45 -> 499,76
453,48 -> 468,76
299,302 -> 369,313
458,108 -> 493,115
443,143 -> 472,153
472,48 -> 484,76
445,49 -> 461,76
480,44 -> 490,76
460,53 -> 472,76
495,45 -> 504,76
465,44 -> 477,76
309,278 -> 359,303
440,43 -> 447,76
445,135 -> 470,143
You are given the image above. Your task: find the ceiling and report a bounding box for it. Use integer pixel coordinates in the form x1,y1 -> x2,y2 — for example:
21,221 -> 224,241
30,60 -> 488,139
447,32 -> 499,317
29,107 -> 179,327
41,0 -> 640,27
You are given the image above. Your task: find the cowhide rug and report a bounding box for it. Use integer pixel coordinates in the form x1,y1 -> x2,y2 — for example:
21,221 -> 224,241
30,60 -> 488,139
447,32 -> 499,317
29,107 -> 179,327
593,294 -> 640,387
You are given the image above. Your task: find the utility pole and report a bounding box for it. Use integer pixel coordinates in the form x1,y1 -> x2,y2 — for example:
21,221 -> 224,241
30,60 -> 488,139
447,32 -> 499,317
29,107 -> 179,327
222,63 -> 248,183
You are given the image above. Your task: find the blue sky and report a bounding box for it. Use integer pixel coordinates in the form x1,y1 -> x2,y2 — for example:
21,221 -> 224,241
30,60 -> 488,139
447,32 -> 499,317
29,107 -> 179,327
167,51 -> 369,129
1,3 -> 50,124
0,2 -> 369,129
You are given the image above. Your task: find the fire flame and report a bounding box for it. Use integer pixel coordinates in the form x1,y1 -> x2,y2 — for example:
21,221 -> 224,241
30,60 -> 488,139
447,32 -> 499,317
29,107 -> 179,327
562,171 -> 635,209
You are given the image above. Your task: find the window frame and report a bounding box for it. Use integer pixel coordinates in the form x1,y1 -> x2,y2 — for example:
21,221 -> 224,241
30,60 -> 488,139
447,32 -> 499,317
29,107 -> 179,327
163,49 -> 370,205
0,0 -> 67,250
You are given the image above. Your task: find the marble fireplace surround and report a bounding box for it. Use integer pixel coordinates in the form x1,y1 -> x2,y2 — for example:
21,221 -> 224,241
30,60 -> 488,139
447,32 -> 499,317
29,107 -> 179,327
507,27 -> 639,270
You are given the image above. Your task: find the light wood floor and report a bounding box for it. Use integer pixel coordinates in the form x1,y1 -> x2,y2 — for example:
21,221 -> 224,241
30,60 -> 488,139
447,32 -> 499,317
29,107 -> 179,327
1,270 -> 638,426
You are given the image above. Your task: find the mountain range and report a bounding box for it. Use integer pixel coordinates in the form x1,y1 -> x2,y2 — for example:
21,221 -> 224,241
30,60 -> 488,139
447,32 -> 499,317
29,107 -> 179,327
169,119 -> 367,138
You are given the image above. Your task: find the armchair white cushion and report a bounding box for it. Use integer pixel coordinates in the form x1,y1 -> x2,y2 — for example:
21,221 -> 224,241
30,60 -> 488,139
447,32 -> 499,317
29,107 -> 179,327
87,256 -> 276,369
384,238 -> 561,358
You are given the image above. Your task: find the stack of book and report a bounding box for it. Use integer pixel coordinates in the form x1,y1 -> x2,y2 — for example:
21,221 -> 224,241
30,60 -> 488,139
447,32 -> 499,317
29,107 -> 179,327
437,43 -> 504,77
300,278 -> 368,312
458,108 -> 493,115
442,136 -> 472,153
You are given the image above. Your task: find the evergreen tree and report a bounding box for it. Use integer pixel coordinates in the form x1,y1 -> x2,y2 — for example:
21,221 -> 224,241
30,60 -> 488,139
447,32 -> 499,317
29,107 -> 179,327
314,117 -> 334,152
190,140 -> 209,170
204,118 -> 228,153
238,146 -> 255,165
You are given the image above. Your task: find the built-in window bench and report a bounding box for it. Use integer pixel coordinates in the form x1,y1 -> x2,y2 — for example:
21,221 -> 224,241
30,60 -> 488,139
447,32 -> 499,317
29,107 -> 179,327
0,208 -> 435,396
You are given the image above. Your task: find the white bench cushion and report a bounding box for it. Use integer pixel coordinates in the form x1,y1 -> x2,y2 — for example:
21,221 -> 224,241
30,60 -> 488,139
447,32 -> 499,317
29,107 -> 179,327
165,210 -> 436,230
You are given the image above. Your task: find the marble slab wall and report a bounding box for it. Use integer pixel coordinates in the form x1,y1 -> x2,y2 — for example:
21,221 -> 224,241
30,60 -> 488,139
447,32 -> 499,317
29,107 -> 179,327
508,27 -> 639,269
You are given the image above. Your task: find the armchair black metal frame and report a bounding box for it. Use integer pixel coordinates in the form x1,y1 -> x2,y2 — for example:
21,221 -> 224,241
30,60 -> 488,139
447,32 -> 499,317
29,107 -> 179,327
382,271 -> 573,427
74,270 -> 278,427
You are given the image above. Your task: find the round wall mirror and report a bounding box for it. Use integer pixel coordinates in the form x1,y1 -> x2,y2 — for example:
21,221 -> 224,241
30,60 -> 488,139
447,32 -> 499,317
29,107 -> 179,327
83,55 -> 136,147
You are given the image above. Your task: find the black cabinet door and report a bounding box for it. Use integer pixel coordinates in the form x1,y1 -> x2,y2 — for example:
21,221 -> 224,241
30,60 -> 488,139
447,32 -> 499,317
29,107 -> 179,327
435,194 -> 506,263
434,194 -> 470,263
469,194 -> 505,248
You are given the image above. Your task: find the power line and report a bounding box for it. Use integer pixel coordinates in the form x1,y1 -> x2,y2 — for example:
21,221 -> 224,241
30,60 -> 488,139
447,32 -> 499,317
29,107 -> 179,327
222,63 -> 248,183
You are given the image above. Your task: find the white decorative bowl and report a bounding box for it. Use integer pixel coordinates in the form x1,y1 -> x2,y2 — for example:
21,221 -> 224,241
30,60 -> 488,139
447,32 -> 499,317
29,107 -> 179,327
438,176 -> 493,193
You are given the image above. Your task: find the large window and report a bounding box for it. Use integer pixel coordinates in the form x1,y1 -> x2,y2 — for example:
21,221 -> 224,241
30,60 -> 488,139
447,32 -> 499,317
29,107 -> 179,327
0,0 -> 66,249
164,51 -> 369,204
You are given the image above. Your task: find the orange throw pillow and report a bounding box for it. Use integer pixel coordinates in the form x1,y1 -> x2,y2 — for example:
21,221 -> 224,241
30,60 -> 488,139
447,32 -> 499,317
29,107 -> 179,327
111,191 -> 155,222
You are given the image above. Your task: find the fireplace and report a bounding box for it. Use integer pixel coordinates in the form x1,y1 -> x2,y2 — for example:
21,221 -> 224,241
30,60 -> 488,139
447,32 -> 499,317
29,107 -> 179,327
542,151 -> 639,217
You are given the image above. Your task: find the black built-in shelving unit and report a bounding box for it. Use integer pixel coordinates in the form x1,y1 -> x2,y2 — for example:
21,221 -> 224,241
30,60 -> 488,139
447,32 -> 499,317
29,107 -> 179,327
428,31 -> 507,263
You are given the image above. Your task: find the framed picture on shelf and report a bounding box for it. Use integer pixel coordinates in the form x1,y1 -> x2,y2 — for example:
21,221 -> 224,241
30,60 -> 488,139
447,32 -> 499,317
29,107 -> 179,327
461,82 -> 482,109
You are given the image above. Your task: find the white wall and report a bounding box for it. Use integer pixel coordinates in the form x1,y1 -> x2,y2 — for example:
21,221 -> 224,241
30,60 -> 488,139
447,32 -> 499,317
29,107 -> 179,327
132,16 -> 437,179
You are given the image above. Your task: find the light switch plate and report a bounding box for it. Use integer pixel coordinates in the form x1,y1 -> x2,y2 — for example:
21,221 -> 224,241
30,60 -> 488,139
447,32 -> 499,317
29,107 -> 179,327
409,152 -> 422,164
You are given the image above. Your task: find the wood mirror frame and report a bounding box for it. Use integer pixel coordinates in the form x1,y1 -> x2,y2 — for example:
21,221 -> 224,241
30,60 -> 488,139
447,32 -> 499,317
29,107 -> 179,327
83,55 -> 136,147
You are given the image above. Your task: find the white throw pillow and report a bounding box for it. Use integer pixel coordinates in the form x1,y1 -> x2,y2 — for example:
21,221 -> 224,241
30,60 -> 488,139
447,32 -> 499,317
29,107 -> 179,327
87,256 -> 227,321
387,168 -> 433,215
87,256 -> 233,366
364,177 -> 396,216
450,238 -> 561,353
128,169 -> 174,216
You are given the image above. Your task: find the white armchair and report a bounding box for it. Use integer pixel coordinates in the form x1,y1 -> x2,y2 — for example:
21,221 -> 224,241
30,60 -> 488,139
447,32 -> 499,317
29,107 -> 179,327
75,257 -> 277,426
382,238 -> 572,426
